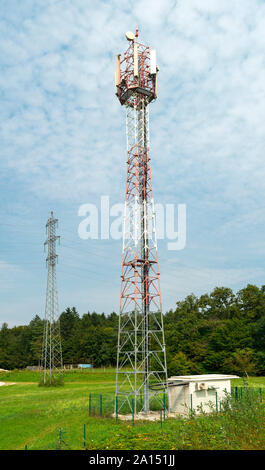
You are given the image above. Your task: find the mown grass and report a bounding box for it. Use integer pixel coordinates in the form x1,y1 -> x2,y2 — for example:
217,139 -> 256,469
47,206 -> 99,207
0,369 -> 264,450
1,368 -> 264,388
0,367 -> 117,386
233,376 -> 265,388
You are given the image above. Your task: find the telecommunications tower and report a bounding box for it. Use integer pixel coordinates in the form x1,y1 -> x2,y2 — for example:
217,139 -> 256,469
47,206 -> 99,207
41,211 -> 63,385
115,29 -> 168,414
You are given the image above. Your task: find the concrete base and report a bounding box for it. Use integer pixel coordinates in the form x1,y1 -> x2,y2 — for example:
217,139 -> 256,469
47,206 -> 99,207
112,411 -> 181,421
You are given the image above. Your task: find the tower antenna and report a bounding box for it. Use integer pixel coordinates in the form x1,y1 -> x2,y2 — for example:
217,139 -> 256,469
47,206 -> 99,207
40,211 -> 63,385
115,32 -> 168,414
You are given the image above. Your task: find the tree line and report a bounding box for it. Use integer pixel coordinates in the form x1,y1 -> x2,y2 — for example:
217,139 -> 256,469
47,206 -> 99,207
0,284 -> 264,376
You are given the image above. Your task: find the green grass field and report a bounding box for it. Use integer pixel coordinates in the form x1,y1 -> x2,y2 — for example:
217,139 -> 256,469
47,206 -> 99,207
0,369 -> 264,450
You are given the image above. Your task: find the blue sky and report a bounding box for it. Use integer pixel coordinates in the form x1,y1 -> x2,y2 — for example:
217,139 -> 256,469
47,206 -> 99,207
1,0 -> 265,326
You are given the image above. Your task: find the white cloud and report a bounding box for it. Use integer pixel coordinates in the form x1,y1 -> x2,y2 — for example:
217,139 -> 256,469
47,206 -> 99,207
1,0 -> 265,323
1,0 -> 265,206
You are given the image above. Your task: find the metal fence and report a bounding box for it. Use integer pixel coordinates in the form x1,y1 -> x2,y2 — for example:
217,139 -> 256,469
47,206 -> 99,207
87,392 -> 168,418
87,388 -> 264,418
231,386 -> 263,401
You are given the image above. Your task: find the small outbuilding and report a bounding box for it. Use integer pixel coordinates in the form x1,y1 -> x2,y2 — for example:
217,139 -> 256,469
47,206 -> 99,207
168,374 -> 240,416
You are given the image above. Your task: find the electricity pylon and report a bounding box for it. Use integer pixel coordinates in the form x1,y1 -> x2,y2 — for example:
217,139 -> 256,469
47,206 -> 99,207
115,30 -> 168,414
40,211 -> 63,385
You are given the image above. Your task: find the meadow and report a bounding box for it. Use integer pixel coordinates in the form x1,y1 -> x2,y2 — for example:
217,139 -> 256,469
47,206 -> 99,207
0,368 -> 264,450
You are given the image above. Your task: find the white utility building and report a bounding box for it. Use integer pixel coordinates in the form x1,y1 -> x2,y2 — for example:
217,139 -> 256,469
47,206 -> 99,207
168,374 -> 240,416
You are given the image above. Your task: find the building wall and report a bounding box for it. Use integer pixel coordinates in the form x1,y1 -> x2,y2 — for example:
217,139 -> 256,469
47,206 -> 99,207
169,379 -> 232,415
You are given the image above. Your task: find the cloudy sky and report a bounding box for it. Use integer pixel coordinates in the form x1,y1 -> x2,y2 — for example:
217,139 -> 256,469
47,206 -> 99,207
1,0 -> 265,326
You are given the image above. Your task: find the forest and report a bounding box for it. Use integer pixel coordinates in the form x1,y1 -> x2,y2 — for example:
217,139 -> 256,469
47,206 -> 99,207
0,284 -> 265,376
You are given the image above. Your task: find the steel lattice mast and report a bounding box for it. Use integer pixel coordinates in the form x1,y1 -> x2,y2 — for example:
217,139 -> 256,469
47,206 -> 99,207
115,30 -> 168,414
41,211 -> 63,385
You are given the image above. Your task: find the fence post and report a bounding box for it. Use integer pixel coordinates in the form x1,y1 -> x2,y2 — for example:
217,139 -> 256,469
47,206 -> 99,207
25,445 -> 28,450
216,392 -> 218,412
115,396 -> 118,422
100,394 -> 103,417
89,393 -> 91,416
235,386 -> 238,401
58,428 -> 62,450
190,393 -> 193,416
160,409 -> 163,428
132,398 -> 134,427
84,424 -> 86,448
259,388 -> 262,402
163,393 -> 166,421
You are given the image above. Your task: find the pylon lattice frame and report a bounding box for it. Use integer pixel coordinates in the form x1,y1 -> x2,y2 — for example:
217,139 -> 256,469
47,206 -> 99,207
115,32 -> 168,415
41,211 -> 63,384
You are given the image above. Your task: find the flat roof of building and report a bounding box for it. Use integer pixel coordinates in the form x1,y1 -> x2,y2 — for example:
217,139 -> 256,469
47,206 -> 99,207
169,374 -> 240,382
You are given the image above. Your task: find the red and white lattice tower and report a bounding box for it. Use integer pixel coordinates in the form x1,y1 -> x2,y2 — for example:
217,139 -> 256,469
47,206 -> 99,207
115,29 -> 168,414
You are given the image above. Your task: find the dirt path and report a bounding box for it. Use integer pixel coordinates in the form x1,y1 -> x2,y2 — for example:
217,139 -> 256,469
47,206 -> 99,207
0,382 -> 16,386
